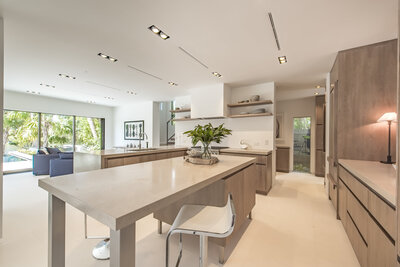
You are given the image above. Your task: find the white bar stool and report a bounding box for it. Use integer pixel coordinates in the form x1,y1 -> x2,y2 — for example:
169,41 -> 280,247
166,193 -> 236,267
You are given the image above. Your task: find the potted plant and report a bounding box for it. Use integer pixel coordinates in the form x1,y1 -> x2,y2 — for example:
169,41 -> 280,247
184,123 -> 232,159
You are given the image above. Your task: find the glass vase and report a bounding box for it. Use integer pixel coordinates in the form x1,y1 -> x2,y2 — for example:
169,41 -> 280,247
202,142 -> 212,159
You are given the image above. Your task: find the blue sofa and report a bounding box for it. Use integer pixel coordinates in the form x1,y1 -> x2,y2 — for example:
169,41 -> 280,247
33,149 -> 73,177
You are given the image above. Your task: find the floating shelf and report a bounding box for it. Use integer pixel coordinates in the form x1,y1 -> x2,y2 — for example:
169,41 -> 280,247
170,108 -> 191,113
173,116 -> 226,122
229,112 -> 273,118
227,100 -> 273,108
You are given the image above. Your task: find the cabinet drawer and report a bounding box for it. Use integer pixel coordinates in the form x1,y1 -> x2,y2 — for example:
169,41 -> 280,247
338,179 -> 347,228
106,158 -> 124,168
123,156 -> 141,165
368,192 -> 396,239
329,180 -> 337,210
346,212 -> 368,267
339,166 -> 368,207
347,190 -> 368,240
368,216 -> 396,267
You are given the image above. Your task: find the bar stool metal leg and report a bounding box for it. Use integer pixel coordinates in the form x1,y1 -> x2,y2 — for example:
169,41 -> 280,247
199,235 -> 208,267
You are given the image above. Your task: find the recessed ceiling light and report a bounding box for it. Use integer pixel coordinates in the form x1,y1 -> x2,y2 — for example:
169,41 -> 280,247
278,56 -> 287,64
126,90 -> 137,95
212,72 -> 222,78
26,90 -> 41,95
58,73 -> 76,80
314,92 -> 319,95
40,83 -> 55,88
104,96 -> 115,100
148,25 -> 170,40
316,85 -> 321,89
98,53 -> 118,62
87,100 -> 96,104
150,25 -> 160,34
168,82 -> 178,86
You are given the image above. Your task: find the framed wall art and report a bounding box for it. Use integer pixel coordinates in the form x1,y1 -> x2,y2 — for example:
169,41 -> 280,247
124,120 -> 145,140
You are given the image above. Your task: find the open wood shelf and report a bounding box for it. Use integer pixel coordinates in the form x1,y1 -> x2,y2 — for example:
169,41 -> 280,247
170,108 -> 191,113
227,100 -> 273,108
229,112 -> 273,118
172,116 -> 226,122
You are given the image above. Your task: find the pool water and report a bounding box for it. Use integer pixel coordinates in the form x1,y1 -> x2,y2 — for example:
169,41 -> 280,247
3,154 -> 26,162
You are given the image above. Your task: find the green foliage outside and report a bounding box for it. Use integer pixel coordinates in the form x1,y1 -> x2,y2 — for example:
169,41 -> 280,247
3,110 -> 102,155
293,117 -> 311,130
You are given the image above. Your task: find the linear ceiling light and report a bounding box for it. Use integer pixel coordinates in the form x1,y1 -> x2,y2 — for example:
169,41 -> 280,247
212,72 -> 222,78
178,47 -> 209,69
127,65 -> 163,80
148,25 -> 170,40
98,52 -> 118,62
59,73 -> 76,80
278,56 -> 287,64
268,12 -> 281,51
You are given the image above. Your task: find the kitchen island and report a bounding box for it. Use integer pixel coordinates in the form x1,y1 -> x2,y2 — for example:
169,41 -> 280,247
74,146 -> 188,172
39,155 -> 256,267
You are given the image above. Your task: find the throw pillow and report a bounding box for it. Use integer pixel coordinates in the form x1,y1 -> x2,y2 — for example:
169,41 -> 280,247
46,147 -> 62,154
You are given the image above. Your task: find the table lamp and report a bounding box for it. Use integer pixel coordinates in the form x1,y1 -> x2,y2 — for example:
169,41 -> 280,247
377,112 -> 397,164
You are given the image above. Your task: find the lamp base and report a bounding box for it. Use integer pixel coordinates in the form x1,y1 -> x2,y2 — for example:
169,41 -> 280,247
381,155 -> 395,164
380,160 -> 395,164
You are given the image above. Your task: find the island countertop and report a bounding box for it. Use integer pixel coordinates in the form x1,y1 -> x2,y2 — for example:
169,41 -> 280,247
39,155 -> 256,231
81,145 -> 188,158
338,159 -> 396,206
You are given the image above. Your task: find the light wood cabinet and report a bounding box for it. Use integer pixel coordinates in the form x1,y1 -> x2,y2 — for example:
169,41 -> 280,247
276,146 -> 289,173
338,163 -> 396,267
102,150 -> 187,169
220,151 -> 272,195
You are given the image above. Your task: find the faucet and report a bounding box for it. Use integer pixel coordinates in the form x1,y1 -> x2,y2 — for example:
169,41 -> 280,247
139,132 -> 149,149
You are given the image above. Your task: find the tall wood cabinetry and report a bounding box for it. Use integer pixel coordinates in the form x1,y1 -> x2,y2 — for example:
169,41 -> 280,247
328,40 -> 397,213
315,95 -> 325,177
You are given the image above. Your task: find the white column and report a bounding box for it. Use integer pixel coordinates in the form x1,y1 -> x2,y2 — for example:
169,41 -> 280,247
0,17 -> 4,238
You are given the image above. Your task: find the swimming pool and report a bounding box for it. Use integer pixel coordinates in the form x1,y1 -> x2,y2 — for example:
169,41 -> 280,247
3,154 -> 26,162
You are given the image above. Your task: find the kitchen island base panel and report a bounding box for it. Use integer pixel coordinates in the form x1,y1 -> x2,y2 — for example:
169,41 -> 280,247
110,223 -> 135,267
48,194 -> 65,267
154,163 -> 257,262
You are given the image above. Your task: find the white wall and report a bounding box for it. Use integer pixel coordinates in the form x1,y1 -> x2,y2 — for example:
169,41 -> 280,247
175,82 -> 275,151
112,101 -> 154,148
4,90 -> 114,148
276,97 -> 316,174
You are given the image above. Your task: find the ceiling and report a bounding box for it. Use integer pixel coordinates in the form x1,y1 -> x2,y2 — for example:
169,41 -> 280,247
0,0 -> 397,106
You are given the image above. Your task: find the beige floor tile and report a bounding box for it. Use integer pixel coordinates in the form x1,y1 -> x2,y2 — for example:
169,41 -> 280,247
0,171 -> 360,267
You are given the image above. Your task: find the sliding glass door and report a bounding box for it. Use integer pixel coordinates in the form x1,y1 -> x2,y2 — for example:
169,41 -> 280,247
3,109 -> 105,173
75,116 -> 102,152
40,113 -> 74,152
3,110 -> 38,173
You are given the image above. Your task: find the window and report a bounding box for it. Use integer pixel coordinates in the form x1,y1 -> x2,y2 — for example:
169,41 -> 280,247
75,116 -> 102,152
41,113 -> 74,152
3,110 -> 39,173
3,109 -> 105,173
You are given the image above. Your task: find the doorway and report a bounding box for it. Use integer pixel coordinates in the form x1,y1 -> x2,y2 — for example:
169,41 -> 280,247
293,117 -> 311,173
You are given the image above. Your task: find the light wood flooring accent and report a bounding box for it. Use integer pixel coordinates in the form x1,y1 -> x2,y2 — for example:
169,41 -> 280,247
0,172 -> 359,267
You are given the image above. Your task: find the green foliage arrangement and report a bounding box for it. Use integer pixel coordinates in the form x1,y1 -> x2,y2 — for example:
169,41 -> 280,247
184,123 -> 232,159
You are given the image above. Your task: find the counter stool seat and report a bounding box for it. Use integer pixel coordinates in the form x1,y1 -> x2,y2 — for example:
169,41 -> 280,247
166,193 -> 235,267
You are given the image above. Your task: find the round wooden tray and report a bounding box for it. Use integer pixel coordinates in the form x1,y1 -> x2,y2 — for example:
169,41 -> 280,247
184,156 -> 219,165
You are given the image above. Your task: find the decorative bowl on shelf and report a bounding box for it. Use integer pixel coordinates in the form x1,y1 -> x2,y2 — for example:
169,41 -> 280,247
250,95 -> 260,102
251,108 -> 266,114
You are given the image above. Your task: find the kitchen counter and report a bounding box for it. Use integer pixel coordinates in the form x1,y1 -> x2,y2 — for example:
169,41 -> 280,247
338,159 -> 396,206
219,148 -> 272,155
83,145 -> 188,157
39,155 -> 256,267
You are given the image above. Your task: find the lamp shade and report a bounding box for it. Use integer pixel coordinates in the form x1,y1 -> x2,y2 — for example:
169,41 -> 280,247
377,112 -> 397,122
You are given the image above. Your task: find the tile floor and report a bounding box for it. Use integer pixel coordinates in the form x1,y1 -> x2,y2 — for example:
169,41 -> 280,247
0,171 -> 360,267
